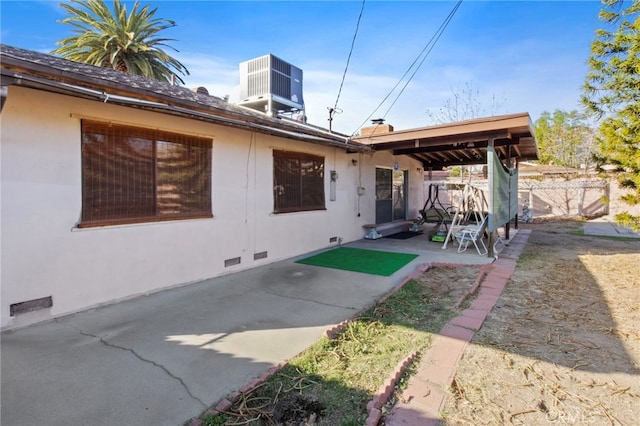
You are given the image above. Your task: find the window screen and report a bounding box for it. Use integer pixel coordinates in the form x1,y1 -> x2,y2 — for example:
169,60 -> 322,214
273,150 -> 325,213
81,120 -> 212,227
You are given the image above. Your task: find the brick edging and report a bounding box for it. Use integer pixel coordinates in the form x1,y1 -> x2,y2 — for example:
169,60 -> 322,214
365,351 -> 420,426
454,263 -> 492,308
381,229 -> 532,425
363,261 -> 493,424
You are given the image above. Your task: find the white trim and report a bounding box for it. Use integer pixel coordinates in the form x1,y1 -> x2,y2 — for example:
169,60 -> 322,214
69,113 -> 214,139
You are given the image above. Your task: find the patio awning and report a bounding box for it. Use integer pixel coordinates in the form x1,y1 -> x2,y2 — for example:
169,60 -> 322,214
351,113 -> 538,170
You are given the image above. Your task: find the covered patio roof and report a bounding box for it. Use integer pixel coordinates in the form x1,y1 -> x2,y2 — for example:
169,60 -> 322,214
352,112 -> 538,170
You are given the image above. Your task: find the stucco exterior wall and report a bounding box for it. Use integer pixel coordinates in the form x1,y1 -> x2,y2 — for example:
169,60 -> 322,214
0,86 -> 423,329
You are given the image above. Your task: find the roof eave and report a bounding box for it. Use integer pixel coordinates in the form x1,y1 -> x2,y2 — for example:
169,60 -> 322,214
351,113 -> 539,169
1,45 -> 372,153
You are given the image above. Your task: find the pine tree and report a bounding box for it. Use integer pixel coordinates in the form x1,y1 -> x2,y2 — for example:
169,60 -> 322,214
582,0 -> 640,228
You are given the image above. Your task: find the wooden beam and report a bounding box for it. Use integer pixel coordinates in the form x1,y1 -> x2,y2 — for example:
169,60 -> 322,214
371,130 -> 510,151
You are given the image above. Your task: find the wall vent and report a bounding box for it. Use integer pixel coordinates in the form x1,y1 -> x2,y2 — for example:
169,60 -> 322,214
10,296 -> 53,316
329,236 -> 338,243
224,257 -> 241,267
254,251 -> 268,260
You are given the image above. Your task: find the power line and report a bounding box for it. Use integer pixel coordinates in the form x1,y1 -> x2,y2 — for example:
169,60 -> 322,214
352,0 -> 464,136
382,1 -> 463,118
329,0 -> 366,131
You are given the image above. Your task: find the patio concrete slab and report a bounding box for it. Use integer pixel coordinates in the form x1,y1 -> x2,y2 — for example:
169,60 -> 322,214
1,231 -> 492,426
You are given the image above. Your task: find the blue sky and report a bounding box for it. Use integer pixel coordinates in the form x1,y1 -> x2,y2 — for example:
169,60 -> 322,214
1,1 -> 604,135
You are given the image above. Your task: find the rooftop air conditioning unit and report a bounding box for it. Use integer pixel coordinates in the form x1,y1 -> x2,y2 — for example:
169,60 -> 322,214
238,54 -> 304,116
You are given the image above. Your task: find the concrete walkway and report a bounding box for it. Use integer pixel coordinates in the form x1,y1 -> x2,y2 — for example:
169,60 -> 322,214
1,232 -> 492,426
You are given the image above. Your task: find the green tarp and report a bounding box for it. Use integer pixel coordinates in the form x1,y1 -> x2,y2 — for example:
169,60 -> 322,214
488,146 -> 518,232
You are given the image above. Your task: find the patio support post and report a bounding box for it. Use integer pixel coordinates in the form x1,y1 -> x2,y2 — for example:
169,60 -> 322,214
505,145 -> 512,240
514,160 -> 519,230
487,138 -> 495,257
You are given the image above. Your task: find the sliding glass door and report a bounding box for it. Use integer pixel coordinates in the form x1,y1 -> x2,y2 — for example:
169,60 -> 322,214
375,167 -> 407,224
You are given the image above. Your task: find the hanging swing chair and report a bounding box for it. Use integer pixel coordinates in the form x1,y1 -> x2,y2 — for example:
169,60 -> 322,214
411,184 -> 453,241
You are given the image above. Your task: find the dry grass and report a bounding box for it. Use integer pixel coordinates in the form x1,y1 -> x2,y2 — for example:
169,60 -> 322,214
441,219 -> 640,426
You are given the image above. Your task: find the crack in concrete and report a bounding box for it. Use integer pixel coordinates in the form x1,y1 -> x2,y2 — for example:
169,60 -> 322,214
56,319 -> 207,408
259,289 -> 358,310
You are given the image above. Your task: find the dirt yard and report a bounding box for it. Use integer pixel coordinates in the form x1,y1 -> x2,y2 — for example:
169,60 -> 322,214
439,218 -> 640,425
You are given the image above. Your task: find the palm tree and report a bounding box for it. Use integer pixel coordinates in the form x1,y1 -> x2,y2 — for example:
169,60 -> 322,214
53,0 -> 189,84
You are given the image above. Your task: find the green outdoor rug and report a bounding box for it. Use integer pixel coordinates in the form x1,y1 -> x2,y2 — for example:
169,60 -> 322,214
296,247 -> 419,276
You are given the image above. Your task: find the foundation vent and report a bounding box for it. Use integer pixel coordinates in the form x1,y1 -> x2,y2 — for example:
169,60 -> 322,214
254,251 -> 268,260
224,257 -> 241,267
329,236 -> 338,243
10,296 -> 53,316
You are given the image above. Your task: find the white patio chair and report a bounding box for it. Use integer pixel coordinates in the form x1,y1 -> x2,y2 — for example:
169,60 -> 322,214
453,216 -> 488,255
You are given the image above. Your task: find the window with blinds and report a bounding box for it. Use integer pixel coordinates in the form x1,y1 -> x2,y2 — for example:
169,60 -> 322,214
80,120 -> 212,227
273,150 -> 325,213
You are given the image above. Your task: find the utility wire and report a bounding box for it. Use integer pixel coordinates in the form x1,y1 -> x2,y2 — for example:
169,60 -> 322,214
330,0 -> 366,123
382,0 -> 463,119
352,0 -> 463,136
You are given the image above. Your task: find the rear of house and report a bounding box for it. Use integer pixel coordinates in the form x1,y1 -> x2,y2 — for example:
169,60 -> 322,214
0,45 -> 424,330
